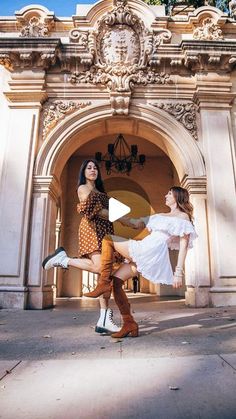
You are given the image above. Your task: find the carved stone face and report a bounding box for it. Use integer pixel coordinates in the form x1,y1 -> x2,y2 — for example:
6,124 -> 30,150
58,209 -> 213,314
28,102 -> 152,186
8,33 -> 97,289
99,25 -> 140,66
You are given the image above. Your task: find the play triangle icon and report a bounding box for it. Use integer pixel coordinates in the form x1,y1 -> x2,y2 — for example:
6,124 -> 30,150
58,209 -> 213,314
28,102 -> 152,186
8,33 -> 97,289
109,197 -> 131,222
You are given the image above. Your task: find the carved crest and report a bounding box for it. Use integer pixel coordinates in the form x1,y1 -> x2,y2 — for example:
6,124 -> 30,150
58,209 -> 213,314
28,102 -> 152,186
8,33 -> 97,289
69,0 -> 172,115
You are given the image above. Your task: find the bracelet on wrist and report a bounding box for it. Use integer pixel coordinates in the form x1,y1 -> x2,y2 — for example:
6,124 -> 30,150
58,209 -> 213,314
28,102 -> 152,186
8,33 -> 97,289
175,268 -> 184,274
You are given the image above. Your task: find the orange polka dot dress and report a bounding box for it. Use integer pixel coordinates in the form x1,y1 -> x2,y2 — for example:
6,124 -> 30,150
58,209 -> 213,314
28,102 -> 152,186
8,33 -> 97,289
77,190 -> 114,257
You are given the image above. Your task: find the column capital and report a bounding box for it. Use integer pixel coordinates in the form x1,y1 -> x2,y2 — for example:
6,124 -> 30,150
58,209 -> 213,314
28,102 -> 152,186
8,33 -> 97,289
4,69 -> 48,107
193,90 -> 235,110
181,175 -> 207,194
33,175 -> 61,202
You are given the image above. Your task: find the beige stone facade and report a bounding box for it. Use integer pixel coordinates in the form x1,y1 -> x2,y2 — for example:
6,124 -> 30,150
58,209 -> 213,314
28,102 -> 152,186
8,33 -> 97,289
0,0 -> 236,309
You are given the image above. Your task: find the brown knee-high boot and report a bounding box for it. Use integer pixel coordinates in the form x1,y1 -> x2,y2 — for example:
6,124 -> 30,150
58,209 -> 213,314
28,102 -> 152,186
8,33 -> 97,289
111,276 -> 138,338
84,235 -> 115,298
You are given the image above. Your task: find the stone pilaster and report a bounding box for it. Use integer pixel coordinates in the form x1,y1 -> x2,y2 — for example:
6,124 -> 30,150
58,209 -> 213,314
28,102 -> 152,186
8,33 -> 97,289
27,176 -> 61,309
182,176 -> 210,307
194,83 -> 236,306
0,71 -> 47,308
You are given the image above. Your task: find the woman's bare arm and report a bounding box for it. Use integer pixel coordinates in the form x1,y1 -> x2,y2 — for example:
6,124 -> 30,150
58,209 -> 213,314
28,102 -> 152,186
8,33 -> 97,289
119,217 -> 146,229
173,234 -> 189,288
77,187 -> 145,225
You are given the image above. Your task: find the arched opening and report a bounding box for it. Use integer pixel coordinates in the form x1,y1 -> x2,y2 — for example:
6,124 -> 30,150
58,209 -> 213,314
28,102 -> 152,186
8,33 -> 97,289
29,103 -> 206,308
57,133 -> 183,300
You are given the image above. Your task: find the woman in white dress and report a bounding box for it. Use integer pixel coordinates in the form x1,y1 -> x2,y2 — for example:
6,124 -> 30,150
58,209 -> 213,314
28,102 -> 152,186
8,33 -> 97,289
84,186 -> 197,339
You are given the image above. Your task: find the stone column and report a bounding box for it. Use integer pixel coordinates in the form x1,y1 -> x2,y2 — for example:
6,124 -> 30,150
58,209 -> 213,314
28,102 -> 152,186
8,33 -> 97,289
195,87 -> 236,306
0,71 -> 47,308
182,176 -> 210,307
27,176 -> 61,309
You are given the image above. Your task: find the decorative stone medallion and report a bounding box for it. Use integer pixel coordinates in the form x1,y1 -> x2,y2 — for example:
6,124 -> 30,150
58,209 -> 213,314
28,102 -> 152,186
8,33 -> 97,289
69,0 -> 172,115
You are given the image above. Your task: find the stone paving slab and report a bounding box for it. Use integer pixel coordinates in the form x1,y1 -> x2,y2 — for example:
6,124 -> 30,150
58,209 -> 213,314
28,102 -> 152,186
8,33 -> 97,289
220,353 -> 236,370
0,356 -> 236,419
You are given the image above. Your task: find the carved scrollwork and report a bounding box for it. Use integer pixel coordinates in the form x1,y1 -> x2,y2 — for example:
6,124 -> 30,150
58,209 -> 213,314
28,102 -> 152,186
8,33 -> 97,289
193,18 -> 223,41
153,29 -> 172,50
43,100 -> 91,138
152,102 -> 198,141
69,29 -> 89,46
19,16 -> 49,37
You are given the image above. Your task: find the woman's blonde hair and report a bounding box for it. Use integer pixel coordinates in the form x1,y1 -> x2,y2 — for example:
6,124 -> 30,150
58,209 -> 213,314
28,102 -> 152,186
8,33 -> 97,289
170,186 -> 194,222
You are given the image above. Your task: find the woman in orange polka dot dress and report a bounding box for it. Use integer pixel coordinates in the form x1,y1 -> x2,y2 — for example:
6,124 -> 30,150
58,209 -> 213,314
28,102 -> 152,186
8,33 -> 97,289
42,159 -> 120,334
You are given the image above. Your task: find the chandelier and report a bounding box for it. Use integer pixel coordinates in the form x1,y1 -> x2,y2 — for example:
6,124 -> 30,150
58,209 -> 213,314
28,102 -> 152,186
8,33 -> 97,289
95,134 -> 146,175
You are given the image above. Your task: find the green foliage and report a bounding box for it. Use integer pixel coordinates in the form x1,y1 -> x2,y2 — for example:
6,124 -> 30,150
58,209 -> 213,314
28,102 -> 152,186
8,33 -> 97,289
142,0 -> 229,13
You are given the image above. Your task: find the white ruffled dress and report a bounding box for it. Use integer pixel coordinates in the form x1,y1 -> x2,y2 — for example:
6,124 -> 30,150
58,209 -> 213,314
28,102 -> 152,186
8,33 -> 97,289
128,214 -> 197,285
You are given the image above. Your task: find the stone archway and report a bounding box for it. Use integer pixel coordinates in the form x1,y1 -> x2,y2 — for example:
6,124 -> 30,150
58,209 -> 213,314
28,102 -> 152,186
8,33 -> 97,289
27,103 -> 209,309
35,102 -> 205,180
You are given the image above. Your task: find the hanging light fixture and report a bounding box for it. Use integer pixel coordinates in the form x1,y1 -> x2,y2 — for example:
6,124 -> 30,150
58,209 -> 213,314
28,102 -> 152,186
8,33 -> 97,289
95,133 -> 146,175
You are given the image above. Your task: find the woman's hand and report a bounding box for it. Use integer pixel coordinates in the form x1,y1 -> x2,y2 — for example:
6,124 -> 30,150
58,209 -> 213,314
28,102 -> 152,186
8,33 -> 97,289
131,219 -> 146,229
172,274 -> 183,289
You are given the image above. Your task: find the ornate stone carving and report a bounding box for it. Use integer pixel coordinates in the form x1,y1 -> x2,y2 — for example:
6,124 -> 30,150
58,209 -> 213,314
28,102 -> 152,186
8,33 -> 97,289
153,29 -> 172,50
19,52 -> 32,67
69,30 -> 89,46
170,58 -> 183,66
208,53 -> 221,64
193,18 -> 223,41
229,0 -> 236,20
0,54 -> 13,71
19,16 -> 49,37
228,56 -> 236,68
68,0 -> 172,115
0,39 -> 59,71
152,102 -> 198,141
184,54 -> 199,69
39,51 -> 57,69
43,100 -> 91,138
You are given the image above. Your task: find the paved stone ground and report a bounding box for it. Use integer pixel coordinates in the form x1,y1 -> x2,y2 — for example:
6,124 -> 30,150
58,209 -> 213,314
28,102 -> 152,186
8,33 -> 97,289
0,295 -> 236,418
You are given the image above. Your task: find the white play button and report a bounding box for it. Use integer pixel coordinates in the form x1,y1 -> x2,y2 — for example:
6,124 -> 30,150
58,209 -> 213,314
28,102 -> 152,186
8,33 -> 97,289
109,197 -> 131,222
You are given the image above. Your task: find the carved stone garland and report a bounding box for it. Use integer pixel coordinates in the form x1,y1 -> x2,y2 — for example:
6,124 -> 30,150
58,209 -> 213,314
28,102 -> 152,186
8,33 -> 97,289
43,100 -> 91,139
152,103 -> 198,141
193,18 -> 223,41
69,0 -> 172,115
19,16 -> 49,38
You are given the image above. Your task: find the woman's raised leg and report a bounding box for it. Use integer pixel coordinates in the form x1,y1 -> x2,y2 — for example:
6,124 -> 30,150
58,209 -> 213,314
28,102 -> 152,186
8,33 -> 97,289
84,235 -> 132,298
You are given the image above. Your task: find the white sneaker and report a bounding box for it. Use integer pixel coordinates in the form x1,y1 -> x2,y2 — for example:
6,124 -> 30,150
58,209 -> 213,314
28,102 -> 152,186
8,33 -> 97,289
42,247 -> 69,270
95,308 -> 121,334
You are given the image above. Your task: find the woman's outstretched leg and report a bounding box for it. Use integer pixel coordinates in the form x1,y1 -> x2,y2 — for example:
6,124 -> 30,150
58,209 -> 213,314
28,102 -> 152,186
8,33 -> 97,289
84,235 -> 131,298
42,248 -> 101,273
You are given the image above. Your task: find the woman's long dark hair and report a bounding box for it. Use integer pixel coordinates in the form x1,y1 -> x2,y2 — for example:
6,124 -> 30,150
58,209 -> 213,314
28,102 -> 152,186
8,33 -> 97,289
77,159 -> 105,193
170,186 -> 194,222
